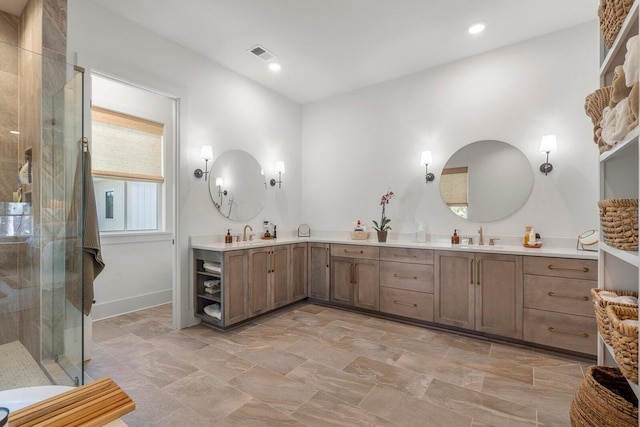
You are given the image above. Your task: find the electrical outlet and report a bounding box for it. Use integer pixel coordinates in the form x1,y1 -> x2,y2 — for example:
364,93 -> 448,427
263,220 -> 269,229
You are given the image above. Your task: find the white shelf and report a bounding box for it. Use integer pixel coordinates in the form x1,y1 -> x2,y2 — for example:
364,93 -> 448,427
603,338 -> 640,398
599,128 -> 639,163
600,244 -> 640,267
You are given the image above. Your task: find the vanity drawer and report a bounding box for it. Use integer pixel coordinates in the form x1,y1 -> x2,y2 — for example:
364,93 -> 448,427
524,275 -> 595,317
380,287 -> 433,322
380,247 -> 433,264
523,256 -> 597,281
380,261 -> 433,293
331,244 -> 379,260
523,308 -> 596,355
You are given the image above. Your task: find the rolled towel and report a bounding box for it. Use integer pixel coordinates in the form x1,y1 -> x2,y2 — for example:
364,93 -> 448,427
610,66 -> 632,107
203,279 -> 220,288
601,97 -> 633,145
628,81 -> 638,128
624,35 -> 639,86
204,303 -> 222,320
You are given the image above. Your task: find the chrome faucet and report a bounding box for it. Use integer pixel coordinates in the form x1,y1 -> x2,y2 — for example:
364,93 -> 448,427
478,226 -> 484,245
243,224 -> 253,241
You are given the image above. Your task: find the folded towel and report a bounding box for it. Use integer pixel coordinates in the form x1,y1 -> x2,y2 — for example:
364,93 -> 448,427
599,292 -> 638,305
203,262 -> 222,273
599,291 -> 620,299
622,319 -> 639,327
624,35 -> 639,86
601,97 -> 633,145
203,279 -> 220,288
204,303 -> 221,320
204,287 -> 220,295
615,296 -> 638,305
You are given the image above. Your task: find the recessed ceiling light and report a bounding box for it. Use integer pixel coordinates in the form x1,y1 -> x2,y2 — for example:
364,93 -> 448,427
467,22 -> 486,34
268,62 -> 282,72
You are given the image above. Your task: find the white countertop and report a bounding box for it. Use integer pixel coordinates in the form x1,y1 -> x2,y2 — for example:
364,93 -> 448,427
190,235 -> 598,260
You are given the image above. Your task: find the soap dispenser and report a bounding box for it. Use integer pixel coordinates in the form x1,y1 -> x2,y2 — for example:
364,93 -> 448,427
225,229 -> 232,243
451,229 -> 460,245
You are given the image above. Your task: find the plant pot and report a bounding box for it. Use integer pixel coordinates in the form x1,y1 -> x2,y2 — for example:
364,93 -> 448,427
377,230 -> 387,242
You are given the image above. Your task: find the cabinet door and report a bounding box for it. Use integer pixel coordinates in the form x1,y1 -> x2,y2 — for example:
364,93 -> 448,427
434,251 -> 475,329
354,259 -> 380,311
475,253 -> 523,339
331,257 -> 354,306
272,246 -> 290,308
223,250 -> 248,325
309,243 -> 330,301
248,248 -> 270,316
290,243 -> 308,302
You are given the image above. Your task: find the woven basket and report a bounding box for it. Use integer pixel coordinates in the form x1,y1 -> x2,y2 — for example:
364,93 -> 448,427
570,366 -> 638,427
585,86 -> 613,153
598,198 -> 639,250
350,231 -> 369,240
592,288 -> 639,345
599,0 -> 635,49
607,304 -> 639,384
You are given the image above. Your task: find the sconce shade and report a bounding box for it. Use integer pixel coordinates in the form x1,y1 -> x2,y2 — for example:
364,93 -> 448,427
539,135 -> 557,153
275,160 -> 286,173
200,145 -> 214,161
420,150 -> 433,165
215,177 -> 224,187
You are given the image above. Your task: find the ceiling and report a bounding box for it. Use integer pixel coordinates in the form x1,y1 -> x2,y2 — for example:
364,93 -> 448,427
1,0 -> 598,104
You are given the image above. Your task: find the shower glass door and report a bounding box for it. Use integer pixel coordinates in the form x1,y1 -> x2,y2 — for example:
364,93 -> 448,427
41,64 -> 85,386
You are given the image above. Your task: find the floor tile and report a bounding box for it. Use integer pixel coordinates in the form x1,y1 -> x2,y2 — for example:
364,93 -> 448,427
286,337 -> 358,370
218,399 -> 305,426
235,342 -> 307,375
292,391 -> 395,427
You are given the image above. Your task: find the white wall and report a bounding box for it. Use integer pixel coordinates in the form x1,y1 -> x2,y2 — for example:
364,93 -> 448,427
67,0 -> 303,326
301,22 -> 600,242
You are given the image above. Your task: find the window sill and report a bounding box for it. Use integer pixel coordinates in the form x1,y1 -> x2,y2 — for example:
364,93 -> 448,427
100,231 -> 172,246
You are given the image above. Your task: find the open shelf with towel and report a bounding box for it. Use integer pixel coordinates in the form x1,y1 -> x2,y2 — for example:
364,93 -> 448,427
193,250 -> 224,327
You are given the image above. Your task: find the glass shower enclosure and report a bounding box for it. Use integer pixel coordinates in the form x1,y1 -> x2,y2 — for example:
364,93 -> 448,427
0,41 -> 85,389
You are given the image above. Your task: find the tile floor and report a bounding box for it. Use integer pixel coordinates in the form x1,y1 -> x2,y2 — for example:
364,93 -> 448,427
85,303 -> 593,426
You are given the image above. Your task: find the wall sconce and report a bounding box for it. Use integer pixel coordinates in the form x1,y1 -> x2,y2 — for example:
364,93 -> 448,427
270,160 -> 285,188
194,145 -> 214,180
539,135 -> 557,176
420,151 -> 435,183
215,177 -> 227,198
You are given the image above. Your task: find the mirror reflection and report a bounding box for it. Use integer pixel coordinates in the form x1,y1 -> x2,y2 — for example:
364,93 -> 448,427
208,150 -> 266,221
440,140 -> 533,222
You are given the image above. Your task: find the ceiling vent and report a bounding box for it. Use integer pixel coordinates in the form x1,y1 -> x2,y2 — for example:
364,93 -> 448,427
248,44 -> 276,62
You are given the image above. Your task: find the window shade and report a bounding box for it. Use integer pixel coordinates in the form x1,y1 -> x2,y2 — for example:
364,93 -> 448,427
441,166 -> 468,206
91,107 -> 164,182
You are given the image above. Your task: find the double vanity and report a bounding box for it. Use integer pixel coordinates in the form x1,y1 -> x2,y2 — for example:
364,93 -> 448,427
191,236 -> 598,358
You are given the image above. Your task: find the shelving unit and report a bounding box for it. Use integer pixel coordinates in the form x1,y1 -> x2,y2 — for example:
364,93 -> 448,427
193,250 -> 224,328
597,0 -> 640,404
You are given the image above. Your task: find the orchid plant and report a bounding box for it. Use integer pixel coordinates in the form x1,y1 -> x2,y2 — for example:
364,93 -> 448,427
372,189 -> 394,232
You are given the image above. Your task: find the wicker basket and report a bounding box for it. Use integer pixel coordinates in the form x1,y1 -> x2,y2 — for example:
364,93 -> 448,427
599,0 -> 635,49
584,86 -> 613,152
570,365 -> 638,427
607,304 -> 639,384
350,231 -> 369,240
592,288 -> 639,346
598,198 -> 638,250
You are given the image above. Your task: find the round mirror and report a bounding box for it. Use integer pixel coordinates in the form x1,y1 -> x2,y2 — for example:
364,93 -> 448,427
208,150 -> 266,221
439,140 -> 533,222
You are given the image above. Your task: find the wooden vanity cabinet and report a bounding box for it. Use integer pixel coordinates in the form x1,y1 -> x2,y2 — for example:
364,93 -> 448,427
434,251 -> 523,339
248,245 -> 290,316
379,247 -> 434,321
330,244 -> 380,311
290,243 -> 308,302
523,256 -> 597,355
308,243 -> 330,301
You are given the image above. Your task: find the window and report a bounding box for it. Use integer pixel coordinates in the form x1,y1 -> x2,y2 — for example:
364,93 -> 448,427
92,106 -> 164,232
441,166 -> 469,219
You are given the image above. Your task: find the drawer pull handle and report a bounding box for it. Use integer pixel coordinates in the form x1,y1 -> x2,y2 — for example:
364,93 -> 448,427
394,300 -> 418,307
393,274 -> 418,280
547,327 -> 589,338
547,265 -> 589,273
547,292 -> 589,301
394,254 -> 417,258
469,259 -> 474,284
345,249 -> 364,254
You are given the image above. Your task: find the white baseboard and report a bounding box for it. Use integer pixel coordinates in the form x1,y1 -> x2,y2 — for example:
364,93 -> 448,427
91,289 -> 172,321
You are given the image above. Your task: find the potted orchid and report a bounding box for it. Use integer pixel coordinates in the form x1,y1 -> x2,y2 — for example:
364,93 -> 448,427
372,189 -> 394,242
